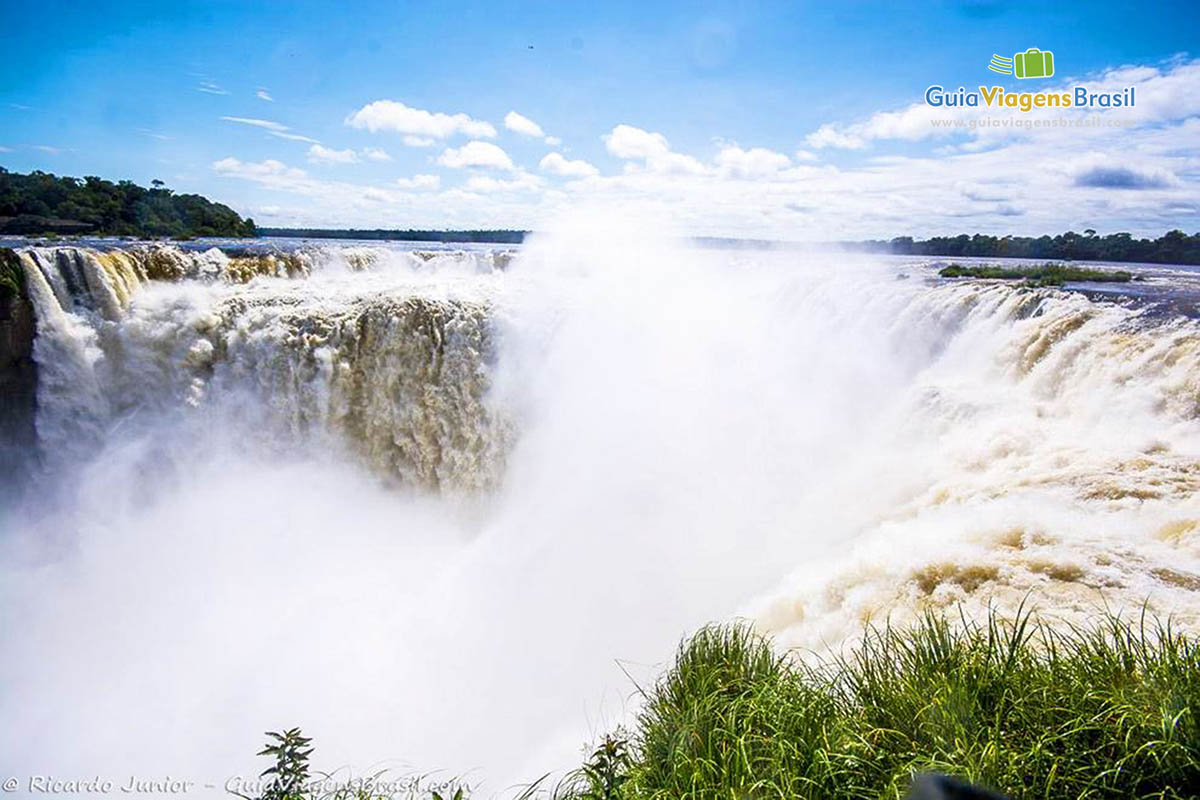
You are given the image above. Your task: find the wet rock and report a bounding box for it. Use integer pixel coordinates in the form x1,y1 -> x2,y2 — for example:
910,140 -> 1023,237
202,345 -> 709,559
0,248 -> 38,477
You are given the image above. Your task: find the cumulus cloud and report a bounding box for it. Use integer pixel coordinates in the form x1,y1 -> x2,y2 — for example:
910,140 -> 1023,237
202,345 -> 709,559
504,111 -> 545,138
544,136 -> 562,146
464,172 -> 542,193
715,145 -> 791,178
215,156 -> 421,213
395,174 -> 441,190
603,124 -> 707,175
208,57 -> 1200,239
539,152 -> 599,178
307,144 -> 359,164
437,141 -> 515,170
346,100 -> 496,139
213,158 -> 309,187
403,136 -> 435,148
292,143 -> 396,168
604,124 -> 670,159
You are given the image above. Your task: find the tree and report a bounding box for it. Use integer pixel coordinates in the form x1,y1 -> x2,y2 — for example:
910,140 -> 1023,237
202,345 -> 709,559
0,169 -> 257,238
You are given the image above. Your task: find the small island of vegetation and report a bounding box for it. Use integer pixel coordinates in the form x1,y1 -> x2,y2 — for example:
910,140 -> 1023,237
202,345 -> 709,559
938,262 -> 1134,286
0,168 -> 256,238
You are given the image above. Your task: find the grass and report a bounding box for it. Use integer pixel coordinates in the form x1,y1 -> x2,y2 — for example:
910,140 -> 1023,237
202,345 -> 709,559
609,610 -> 1200,799
246,609 -> 1200,800
938,262 -> 1133,287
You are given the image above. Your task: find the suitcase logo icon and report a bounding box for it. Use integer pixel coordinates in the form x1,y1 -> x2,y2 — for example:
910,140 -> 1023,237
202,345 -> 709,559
988,48 -> 1055,79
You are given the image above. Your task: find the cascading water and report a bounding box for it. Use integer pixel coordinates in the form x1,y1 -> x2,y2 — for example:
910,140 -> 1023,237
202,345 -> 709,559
13,244 -> 512,490
2,221 -> 1200,793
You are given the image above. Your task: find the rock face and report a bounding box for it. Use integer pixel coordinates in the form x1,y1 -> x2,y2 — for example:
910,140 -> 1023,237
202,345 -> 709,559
0,248 -> 37,476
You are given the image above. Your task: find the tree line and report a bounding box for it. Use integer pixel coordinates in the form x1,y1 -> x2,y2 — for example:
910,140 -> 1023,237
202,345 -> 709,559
0,168 -> 256,238
260,227 -> 527,244
851,229 -> 1200,265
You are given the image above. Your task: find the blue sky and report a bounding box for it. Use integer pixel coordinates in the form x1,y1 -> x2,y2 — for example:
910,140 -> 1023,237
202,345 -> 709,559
2,0 -> 1198,238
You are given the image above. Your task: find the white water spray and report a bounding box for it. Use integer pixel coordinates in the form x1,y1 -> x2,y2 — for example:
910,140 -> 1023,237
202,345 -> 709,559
2,219 -> 1200,793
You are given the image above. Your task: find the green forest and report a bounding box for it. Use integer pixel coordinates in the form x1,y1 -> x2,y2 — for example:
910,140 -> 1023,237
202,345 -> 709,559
0,168 -> 256,238
855,229 -> 1200,265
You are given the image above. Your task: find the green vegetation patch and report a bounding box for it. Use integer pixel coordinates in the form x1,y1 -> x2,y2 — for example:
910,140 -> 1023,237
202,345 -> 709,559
0,248 -> 24,300
863,230 -> 1200,266
0,168 -> 256,238
607,612 -> 1200,799
246,611 -> 1200,800
939,262 -> 1133,287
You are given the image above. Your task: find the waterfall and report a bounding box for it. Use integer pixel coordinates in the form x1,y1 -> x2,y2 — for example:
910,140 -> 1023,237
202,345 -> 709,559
13,244 -> 512,491
2,232 -> 1200,793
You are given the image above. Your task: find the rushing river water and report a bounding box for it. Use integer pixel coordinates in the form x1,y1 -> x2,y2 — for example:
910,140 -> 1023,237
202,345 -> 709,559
2,223 -> 1200,792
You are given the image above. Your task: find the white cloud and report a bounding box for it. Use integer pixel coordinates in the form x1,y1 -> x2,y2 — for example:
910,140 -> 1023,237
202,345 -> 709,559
307,144 -> 359,164
221,116 -> 288,132
715,145 -> 791,178
403,135 -> 435,148
603,124 -> 707,175
213,158 -> 309,187
395,174 -> 441,190
805,58 -> 1200,150
221,117 -> 320,144
805,124 -> 871,150
197,81 -> 228,95
208,58 -> 1200,239
304,144 -> 393,166
544,136 -> 562,146
504,111 -> 545,138
256,88 -> 274,102
437,140 -> 515,170
345,100 -> 496,139
270,131 -> 321,143
604,124 -> 671,159
539,152 -> 599,178
464,171 -> 542,193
